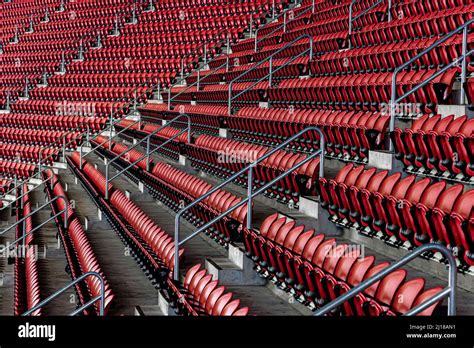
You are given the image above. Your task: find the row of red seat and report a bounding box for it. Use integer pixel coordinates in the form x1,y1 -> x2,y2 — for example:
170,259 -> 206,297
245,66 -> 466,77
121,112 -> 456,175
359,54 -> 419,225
91,136 -> 246,244
0,159 -> 36,179
188,133 -> 321,203
0,143 -> 59,164
267,69 -> 459,112
117,15 -> 254,36
115,119 -> 191,143
243,213 -> 444,315
45,169 -> 115,315
0,128 -> 82,147
352,5 -> 473,47
116,121 -> 322,204
29,86 -> 150,102
231,108 -> 389,160
11,99 -> 129,117
319,164 -> 474,267
48,72 -> 177,88
392,114 -> 473,180
14,185 -> 41,316
170,68 -> 465,113
155,0 -> 280,12
67,58 -> 195,74
0,114 -> 107,131
188,56 -> 310,86
141,0 -> 280,22
85,38 -> 227,59
312,34 -> 474,76
168,263 -> 249,315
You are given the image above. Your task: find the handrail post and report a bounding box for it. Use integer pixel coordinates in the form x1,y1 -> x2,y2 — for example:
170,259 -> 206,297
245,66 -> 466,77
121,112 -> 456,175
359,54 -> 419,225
389,69 -> 397,152
168,88 -> 171,110
348,0 -> 355,49
146,136 -> 151,172
249,15 -> 254,38
105,164 -> 109,200
387,0 -> 392,22
38,151 -> 42,173
254,27 -> 258,52
197,68 -> 200,90
228,81 -> 233,115
62,137 -> 66,162
156,81 -> 161,101
174,212 -> 181,280
226,35 -> 230,72
203,42 -> 208,66
460,25 -> 467,104
269,57 -> 273,87
389,19 -> 473,152
246,165 -> 254,229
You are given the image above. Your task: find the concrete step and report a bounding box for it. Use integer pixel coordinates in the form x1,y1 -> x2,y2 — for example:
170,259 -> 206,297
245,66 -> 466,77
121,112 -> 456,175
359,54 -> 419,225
61,168 -> 162,316
438,104 -> 474,118
205,244 -> 266,286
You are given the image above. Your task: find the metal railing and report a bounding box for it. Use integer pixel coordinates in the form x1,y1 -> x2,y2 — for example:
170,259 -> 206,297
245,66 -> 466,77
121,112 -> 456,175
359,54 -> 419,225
103,114 -> 192,199
37,125 -> 90,173
228,34 -> 313,114
388,19 -> 474,151
254,0 -> 314,52
348,0 -> 387,48
172,0 -> 280,83
0,2 -> 139,198
0,195 -> 69,254
79,118 -> 142,164
0,125 -> 89,208
173,127 -> 325,280
22,272 -> 106,316
314,243 -> 457,316
167,60 -> 230,108
0,0 -> 275,205
167,0 -> 284,108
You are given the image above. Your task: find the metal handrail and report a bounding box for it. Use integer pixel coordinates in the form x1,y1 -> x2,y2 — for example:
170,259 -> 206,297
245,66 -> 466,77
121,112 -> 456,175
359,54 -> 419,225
80,118 -> 142,162
166,0 -> 282,108
388,19 -> 474,151
1,123 -> 89,205
167,60 -> 229,108
0,201 -> 69,265
0,195 -> 69,243
37,124 -> 90,173
0,0 -> 270,199
228,34 -> 313,114
173,126 -> 325,280
22,271 -> 106,316
0,2 -> 138,187
348,0 -> 386,48
254,0 -> 313,52
313,243 -> 457,316
103,114 -> 191,199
